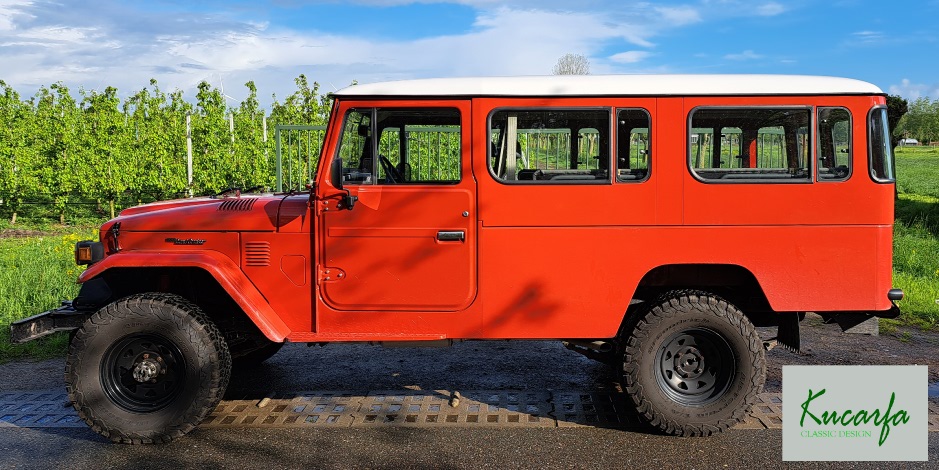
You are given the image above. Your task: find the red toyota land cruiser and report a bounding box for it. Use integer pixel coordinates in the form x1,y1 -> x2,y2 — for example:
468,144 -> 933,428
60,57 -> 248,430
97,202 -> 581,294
12,75 -> 902,443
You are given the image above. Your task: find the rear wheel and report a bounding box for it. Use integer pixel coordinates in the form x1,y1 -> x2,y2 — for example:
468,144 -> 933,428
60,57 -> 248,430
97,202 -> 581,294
620,290 -> 764,436
66,293 -> 231,444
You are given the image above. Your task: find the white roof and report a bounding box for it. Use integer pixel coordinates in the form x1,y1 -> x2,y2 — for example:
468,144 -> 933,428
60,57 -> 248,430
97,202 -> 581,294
333,74 -> 883,97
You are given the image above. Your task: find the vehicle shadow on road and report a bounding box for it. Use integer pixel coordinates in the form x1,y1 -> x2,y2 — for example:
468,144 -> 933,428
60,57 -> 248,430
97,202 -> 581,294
223,340 -> 659,433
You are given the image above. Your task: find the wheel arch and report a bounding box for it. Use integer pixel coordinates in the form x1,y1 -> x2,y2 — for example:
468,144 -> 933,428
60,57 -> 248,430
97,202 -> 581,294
77,252 -> 290,342
630,263 -> 777,327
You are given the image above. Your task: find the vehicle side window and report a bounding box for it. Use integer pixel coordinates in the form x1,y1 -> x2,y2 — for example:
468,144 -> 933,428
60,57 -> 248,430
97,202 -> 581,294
817,107 -> 851,182
375,108 -> 461,184
489,109 -> 610,184
869,107 -> 896,182
689,108 -> 811,182
617,109 -> 651,182
335,108 -> 373,185
336,108 -> 461,185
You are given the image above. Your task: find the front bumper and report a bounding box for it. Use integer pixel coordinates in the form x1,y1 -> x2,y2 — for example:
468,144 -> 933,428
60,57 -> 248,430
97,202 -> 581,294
10,302 -> 89,343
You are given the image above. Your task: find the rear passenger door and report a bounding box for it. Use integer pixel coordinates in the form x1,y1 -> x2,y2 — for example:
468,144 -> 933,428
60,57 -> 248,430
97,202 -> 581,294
472,99 -> 660,338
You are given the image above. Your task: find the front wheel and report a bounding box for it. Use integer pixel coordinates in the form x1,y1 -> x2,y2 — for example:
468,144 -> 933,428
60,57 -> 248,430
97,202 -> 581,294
620,291 -> 765,436
66,293 -> 231,444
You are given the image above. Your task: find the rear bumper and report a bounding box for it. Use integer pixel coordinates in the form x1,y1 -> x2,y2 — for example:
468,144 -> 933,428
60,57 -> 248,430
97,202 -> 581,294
10,302 -> 89,344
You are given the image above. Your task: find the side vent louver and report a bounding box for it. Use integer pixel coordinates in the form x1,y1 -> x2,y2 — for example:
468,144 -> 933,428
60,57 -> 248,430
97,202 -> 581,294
219,199 -> 257,212
245,241 -> 271,267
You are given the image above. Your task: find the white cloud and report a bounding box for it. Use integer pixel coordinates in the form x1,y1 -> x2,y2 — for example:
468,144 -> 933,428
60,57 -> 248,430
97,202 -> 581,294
654,6 -> 701,26
0,0 -> 802,105
724,50 -> 762,60
755,2 -> 785,16
1,1 -> 704,104
0,0 -> 33,32
888,79 -> 939,100
609,51 -> 652,63
849,30 -> 886,45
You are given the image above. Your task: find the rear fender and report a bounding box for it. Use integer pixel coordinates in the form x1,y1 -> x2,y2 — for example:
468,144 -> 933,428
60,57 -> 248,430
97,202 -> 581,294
79,251 -> 291,341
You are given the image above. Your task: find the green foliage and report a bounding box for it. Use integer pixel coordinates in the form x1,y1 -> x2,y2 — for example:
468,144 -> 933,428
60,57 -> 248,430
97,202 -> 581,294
886,94 -> 908,149
895,97 -> 939,144
0,81 -> 36,224
270,74 -> 331,127
0,75 -> 333,224
123,80 -> 191,203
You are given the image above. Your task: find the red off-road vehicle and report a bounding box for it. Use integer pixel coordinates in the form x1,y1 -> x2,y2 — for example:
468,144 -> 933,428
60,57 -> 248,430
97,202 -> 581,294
13,75 -> 902,443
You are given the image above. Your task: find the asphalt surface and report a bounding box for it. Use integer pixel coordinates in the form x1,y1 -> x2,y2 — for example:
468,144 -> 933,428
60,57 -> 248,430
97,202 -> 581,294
1,334 -> 937,468
2,425 -> 938,469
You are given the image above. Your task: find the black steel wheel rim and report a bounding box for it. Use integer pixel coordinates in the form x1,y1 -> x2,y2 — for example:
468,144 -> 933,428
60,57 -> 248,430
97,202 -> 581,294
654,328 -> 735,406
101,334 -> 187,413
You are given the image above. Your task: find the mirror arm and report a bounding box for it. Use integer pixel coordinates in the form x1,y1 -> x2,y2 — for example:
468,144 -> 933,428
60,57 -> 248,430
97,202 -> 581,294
329,157 -> 357,210
340,188 -> 357,210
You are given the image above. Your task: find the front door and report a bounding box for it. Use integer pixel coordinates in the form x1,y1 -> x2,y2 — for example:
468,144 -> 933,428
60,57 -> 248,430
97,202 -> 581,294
319,102 -> 476,311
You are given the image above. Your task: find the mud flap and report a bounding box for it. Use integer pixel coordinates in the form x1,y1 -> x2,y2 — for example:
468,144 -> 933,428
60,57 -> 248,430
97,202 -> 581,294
764,312 -> 801,353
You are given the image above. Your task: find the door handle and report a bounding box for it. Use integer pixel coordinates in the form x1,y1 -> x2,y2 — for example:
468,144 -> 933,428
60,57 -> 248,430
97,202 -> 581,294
436,231 -> 465,242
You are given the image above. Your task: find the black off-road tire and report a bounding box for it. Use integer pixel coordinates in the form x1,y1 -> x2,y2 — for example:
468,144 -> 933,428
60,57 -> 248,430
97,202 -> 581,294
65,293 -> 231,444
620,290 -> 765,436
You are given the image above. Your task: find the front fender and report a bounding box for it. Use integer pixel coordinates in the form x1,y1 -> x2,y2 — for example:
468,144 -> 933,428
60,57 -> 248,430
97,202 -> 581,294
79,251 -> 291,341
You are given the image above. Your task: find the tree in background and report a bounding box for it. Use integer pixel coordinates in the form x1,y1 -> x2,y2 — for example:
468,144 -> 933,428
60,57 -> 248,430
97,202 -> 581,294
234,81 -> 271,190
895,96 -> 938,145
192,81 -> 233,194
0,74 -> 342,225
34,84 -> 84,224
79,86 -> 129,219
886,94 -> 908,149
269,75 -> 332,189
124,79 -> 192,204
269,74 -> 330,126
553,53 -> 590,75
0,81 -> 34,224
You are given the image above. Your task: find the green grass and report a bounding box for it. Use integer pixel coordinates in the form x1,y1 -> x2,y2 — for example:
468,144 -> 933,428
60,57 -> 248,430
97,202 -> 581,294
0,228 -> 95,362
893,146 -> 939,329
896,146 -> 939,198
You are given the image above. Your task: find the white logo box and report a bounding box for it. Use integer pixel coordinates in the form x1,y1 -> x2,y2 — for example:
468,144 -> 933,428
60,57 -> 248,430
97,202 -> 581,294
782,365 -> 928,461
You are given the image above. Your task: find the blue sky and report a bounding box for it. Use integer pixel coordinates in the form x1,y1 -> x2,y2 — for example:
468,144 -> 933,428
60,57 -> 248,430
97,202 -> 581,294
1,0 -> 937,106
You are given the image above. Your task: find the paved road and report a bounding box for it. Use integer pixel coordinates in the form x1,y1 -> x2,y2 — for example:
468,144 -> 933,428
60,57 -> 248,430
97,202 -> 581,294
2,425 -> 938,469
1,339 -> 937,468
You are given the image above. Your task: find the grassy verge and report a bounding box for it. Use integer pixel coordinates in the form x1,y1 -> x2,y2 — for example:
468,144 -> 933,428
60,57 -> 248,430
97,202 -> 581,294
0,227 -> 95,362
893,147 -> 939,329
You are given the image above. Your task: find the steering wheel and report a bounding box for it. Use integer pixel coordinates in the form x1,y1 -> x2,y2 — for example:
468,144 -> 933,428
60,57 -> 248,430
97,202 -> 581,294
379,155 -> 403,183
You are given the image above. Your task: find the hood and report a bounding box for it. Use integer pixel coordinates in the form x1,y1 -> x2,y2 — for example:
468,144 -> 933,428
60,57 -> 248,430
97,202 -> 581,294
104,194 -> 309,233
117,196 -> 221,217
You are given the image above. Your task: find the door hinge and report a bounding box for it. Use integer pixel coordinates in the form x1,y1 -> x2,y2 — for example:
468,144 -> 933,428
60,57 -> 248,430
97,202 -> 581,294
317,266 -> 346,282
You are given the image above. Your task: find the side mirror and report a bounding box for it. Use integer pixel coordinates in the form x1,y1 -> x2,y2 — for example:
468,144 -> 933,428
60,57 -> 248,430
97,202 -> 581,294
329,158 -> 357,210
330,158 -> 344,191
